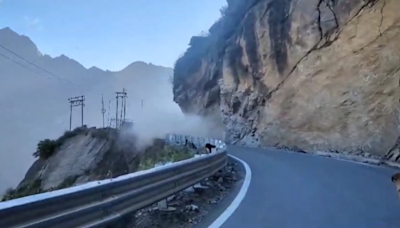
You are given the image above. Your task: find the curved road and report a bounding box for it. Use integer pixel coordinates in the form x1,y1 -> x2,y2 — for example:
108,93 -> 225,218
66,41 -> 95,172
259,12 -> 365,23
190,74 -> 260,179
214,145 -> 400,228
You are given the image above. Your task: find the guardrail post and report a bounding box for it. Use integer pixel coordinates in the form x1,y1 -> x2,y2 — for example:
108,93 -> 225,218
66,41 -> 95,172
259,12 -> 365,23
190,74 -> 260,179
157,199 -> 169,210
154,163 -> 177,212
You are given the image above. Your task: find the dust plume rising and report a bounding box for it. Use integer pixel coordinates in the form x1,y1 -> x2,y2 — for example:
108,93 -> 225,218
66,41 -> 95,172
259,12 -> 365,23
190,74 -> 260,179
123,95 -> 221,149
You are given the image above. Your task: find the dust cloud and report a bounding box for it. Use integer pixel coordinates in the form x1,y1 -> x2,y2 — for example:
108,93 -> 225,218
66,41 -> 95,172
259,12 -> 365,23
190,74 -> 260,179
124,97 -> 219,149
71,82 -> 218,150
0,76 -> 221,194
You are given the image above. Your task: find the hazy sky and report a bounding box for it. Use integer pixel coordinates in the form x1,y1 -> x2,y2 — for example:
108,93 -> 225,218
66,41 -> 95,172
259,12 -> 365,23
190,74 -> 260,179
0,0 -> 225,71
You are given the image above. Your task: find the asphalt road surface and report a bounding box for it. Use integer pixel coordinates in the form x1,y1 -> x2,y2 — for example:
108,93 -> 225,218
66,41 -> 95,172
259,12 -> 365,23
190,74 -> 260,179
219,145 -> 400,228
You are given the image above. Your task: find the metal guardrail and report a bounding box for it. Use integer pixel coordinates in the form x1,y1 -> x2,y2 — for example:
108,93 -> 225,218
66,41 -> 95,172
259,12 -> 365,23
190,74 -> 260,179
0,134 -> 227,228
165,133 -> 225,150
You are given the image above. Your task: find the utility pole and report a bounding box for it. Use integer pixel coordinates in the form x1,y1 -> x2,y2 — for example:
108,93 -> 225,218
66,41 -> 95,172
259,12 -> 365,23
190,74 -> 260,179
141,99 -> 145,110
68,95 -> 85,131
115,88 -> 127,129
101,94 -> 106,128
115,95 -> 119,128
107,99 -> 113,127
123,88 -> 127,122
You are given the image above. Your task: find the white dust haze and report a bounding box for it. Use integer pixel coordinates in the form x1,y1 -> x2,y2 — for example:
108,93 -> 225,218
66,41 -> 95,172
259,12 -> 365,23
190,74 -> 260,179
0,28 -> 223,195
0,67 -> 220,194
124,97 -> 219,150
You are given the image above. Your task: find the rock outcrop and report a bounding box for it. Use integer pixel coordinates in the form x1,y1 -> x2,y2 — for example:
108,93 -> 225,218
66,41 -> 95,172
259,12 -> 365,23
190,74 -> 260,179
173,0 -> 400,158
17,126 -> 136,192
2,126 -> 200,201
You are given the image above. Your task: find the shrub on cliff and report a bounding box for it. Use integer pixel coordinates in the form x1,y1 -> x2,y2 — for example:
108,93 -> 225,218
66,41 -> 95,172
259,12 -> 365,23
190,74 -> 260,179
173,0 -> 257,85
173,35 -> 211,87
32,126 -> 89,159
56,125 -> 87,144
173,3 -> 242,88
1,176 -> 80,202
1,179 -> 42,202
32,139 -> 59,159
137,139 -> 195,171
1,187 -> 15,201
138,146 -> 194,171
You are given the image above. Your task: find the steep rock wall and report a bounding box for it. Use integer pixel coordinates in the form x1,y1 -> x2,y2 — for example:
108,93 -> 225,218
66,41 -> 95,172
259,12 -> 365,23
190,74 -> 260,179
173,0 -> 400,158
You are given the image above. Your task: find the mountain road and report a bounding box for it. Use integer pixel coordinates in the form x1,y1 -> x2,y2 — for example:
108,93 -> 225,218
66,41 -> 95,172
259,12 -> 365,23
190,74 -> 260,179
211,146 -> 400,228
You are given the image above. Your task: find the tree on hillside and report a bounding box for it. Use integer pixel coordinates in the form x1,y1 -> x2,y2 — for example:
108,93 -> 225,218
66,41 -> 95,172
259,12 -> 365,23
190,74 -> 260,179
32,139 -> 59,159
219,5 -> 228,16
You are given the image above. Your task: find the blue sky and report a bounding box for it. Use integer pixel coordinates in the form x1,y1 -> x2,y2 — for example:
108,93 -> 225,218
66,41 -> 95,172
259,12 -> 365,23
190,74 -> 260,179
0,0 -> 226,71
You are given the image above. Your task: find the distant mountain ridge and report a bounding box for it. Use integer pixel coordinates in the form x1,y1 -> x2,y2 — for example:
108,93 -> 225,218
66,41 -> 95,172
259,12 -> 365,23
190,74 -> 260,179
0,27 -> 171,87
0,27 -> 173,193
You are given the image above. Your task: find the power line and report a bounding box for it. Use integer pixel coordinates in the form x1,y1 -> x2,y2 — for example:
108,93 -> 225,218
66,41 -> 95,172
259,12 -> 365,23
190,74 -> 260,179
0,52 -> 53,80
0,44 -> 81,87
101,94 -> 106,128
0,45 -> 132,129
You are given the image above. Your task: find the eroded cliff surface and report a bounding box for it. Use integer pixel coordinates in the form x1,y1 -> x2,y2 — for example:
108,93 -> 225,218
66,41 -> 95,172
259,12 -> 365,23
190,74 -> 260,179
173,0 -> 400,158
2,126 -> 199,201
17,127 -> 136,191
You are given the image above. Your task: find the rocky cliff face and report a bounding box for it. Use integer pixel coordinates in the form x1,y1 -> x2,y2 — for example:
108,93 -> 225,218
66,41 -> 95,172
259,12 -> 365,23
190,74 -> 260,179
173,0 -> 400,159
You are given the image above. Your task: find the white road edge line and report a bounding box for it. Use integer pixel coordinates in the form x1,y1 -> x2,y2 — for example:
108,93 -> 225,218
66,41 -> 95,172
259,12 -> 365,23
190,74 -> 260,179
208,154 -> 252,228
330,157 -> 382,168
